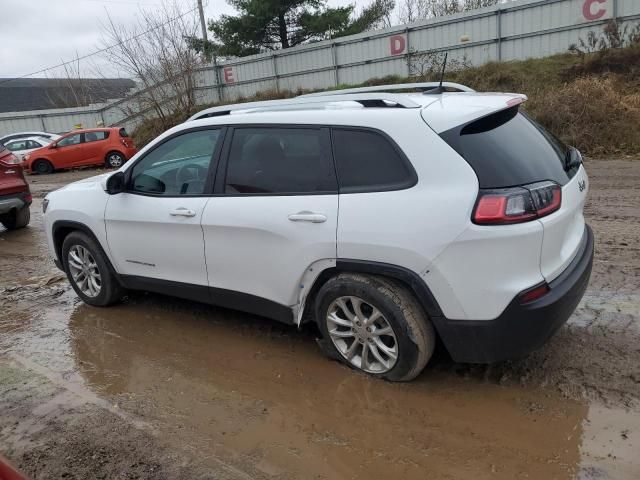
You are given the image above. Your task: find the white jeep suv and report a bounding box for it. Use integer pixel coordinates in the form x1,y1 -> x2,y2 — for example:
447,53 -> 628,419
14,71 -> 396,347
43,83 -> 594,381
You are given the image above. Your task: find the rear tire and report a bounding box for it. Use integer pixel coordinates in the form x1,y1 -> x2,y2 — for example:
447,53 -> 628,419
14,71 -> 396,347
315,273 -> 436,382
105,151 -> 125,168
62,231 -> 123,307
1,206 -> 30,230
32,159 -> 53,174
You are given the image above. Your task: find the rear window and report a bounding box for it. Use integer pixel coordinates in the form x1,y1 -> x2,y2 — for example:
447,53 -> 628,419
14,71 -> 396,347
85,131 -> 109,142
332,128 -> 416,193
440,107 -> 573,188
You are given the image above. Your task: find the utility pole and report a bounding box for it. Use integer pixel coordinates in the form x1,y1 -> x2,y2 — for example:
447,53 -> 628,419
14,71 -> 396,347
197,0 -> 209,61
197,0 -> 222,102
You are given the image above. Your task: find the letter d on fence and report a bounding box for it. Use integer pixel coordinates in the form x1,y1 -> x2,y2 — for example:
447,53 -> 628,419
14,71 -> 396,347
390,35 -> 407,55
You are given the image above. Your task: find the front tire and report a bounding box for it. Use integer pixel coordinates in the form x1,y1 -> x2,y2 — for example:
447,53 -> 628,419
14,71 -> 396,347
62,231 -> 123,306
32,159 -> 54,174
105,151 -> 125,168
315,273 -> 436,382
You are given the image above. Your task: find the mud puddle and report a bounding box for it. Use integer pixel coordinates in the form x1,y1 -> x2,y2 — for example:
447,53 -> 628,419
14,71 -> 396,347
1,285 -> 638,479
1,160 -> 640,479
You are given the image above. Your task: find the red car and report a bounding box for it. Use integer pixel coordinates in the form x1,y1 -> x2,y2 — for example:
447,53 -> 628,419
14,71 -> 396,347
23,127 -> 137,174
0,454 -> 28,480
0,145 -> 31,230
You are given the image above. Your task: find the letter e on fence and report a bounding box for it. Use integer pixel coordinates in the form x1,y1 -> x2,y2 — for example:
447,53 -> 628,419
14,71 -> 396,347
390,35 -> 407,55
583,0 -> 607,21
223,66 -> 235,84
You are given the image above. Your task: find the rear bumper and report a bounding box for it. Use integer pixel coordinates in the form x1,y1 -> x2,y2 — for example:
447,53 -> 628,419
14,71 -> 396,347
0,192 -> 30,215
433,225 -> 594,363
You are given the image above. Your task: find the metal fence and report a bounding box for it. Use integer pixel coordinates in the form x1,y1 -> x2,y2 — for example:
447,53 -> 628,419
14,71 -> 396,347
1,0 -> 638,137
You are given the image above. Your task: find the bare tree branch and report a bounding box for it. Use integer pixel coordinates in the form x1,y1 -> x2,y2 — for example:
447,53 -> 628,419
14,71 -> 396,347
99,1 -> 201,130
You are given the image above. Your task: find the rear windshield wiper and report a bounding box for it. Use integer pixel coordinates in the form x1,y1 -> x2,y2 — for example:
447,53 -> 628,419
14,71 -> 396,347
565,147 -> 582,172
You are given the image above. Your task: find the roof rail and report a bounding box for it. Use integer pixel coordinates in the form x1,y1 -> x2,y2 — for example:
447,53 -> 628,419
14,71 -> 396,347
187,93 -> 421,121
298,82 -> 475,97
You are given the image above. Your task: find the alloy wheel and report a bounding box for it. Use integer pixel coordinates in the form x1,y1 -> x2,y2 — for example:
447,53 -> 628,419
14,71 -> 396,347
108,153 -> 124,168
67,245 -> 102,297
326,296 -> 399,374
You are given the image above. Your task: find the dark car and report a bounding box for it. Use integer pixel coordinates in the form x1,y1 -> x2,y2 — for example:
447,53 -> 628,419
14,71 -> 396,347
0,145 -> 31,230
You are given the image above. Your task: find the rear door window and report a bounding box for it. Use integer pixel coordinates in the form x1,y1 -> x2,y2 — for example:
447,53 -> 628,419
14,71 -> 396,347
224,127 -> 336,194
331,128 -> 417,193
6,140 -> 27,151
440,107 -> 572,188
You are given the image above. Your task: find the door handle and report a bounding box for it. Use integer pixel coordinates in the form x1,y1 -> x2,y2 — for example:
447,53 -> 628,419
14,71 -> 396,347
288,211 -> 327,223
170,208 -> 197,217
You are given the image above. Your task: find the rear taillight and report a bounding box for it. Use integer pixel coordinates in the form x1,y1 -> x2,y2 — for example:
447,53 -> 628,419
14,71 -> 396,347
473,181 -> 561,225
0,153 -> 22,165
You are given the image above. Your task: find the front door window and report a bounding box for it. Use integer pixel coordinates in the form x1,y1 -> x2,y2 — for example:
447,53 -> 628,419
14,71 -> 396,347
130,129 -> 221,196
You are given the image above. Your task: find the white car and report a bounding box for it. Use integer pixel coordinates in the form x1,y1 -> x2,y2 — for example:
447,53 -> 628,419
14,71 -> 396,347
0,131 -> 60,146
3,136 -> 52,161
42,82 -> 593,381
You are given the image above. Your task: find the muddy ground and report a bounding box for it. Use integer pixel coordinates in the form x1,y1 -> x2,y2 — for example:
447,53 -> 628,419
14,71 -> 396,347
0,159 -> 639,480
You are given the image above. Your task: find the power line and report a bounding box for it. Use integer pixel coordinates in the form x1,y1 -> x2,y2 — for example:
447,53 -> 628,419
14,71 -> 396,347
0,5 -> 198,86
83,0 -> 164,6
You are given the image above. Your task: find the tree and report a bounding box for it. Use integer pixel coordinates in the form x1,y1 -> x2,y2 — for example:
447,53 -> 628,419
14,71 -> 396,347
398,0 -> 428,23
44,53 -> 94,109
100,1 -> 201,130
398,0 -> 502,23
193,0 -> 395,57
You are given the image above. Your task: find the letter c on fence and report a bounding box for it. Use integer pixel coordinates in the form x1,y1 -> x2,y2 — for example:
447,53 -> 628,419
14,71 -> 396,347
223,66 -> 235,84
583,0 -> 607,21
390,35 -> 406,55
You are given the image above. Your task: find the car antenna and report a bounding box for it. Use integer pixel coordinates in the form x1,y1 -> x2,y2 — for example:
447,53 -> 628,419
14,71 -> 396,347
424,52 -> 448,95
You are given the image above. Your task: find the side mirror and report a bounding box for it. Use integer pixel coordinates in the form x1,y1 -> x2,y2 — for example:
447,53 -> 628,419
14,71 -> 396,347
106,171 -> 126,195
49,144 -> 57,149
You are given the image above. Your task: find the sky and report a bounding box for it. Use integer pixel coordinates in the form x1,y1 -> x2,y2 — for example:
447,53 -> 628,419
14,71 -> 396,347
0,0 -> 367,80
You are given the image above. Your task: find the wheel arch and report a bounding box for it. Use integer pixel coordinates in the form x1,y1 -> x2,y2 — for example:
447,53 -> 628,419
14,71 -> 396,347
52,220 -> 118,276
299,259 -> 444,326
30,157 -> 53,170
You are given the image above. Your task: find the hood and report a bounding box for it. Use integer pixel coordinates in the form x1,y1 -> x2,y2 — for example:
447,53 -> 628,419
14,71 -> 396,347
52,172 -> 112,195
23,145 -> 54,161
74,172 -> 112,185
